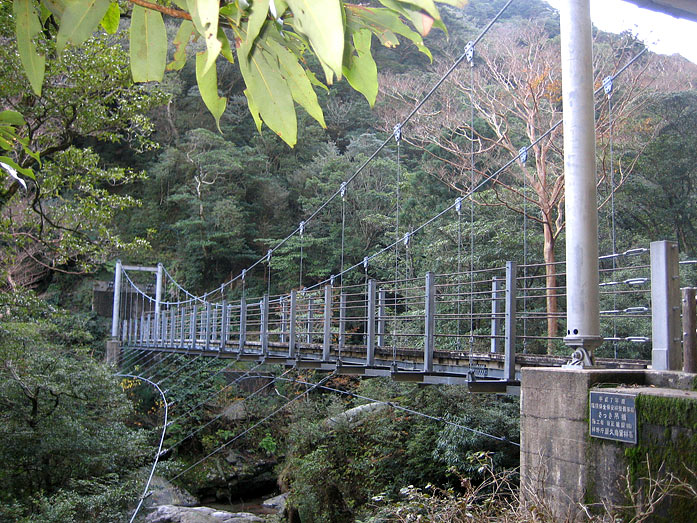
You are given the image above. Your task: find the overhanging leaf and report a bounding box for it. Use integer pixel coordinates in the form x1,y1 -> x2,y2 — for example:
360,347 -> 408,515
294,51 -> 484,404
196,50 -> 227,132
241,0 -> 270,57
346,5 -> 432,61
379,0 -> 445,36
218,27 -> 235,63
267,36 -> 326,127
168,20 -> 194,71
130,5 -> 167,82
238,44 -> 297,146
186,0 -> 221,75
100,1 -> 120,34
243,88 -> 263,133
286,0 -> 344,83
343,29 -> 378,106
14,0 -> 46,96
56,0 -> 110,54
0,111 -> 26,127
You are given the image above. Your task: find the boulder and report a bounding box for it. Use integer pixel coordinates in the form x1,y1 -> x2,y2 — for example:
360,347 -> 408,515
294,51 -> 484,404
146,505 -> 263,523
144,475 -> 198,510
261,492 -> 288,513
325,402 -> 388,428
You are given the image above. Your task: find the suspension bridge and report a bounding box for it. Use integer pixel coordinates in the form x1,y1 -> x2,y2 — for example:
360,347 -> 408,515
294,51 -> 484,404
107,1 -> 697,519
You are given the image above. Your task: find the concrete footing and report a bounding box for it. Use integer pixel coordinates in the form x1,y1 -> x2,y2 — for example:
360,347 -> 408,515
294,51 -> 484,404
106,340 -> 120,366
520,367 -> 697,520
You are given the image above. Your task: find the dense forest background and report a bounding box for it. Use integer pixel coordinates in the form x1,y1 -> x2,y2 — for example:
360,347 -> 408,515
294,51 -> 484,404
2,0 -> 697,520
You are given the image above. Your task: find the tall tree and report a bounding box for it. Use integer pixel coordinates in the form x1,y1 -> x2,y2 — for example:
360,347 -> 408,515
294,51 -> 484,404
379,20 -> 661,352
0,5 -> 167,288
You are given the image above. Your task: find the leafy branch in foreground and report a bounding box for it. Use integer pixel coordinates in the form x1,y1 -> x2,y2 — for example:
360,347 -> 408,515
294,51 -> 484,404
13,0 -> 466,146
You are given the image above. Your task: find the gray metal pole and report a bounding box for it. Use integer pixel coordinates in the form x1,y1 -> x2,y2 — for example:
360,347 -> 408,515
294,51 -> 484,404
190,305 -> 197,350
339,292 -> 346,352
323,285 -> 332,360
650,240 -> 681,370
261,295 -> 269,357
180,306 -> 186,349
111,260 -> 122,339
560,0 -> 602,359
377,288 -> 386,348
491,276 -> 502,354
220,300 -> 228,351
155,263 -> 163,341
281,298 -> 287,344
367,279 -> 376,366
289,290 -> 297,358
205,302 -> 212,351
306,297 -> 314,344
424,272 -> 435,373
682,287 -> 696,373
239,297 -> 247,354
504,261 -> 517,381
169,307 -> 176,347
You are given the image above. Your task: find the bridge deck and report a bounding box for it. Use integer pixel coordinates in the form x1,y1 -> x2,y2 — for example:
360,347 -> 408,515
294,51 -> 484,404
121,339 -> 649,394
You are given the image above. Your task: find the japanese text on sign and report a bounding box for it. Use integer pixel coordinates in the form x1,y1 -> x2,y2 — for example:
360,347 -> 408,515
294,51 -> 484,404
589,391 -> 637,444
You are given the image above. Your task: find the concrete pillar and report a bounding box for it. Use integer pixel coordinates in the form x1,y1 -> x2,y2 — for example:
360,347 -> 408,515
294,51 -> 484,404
651,240 -> 681,370
520,368 -> 644,519
106,339 -> 120,366
560,0 -> 602,357
683,287 -> 697,373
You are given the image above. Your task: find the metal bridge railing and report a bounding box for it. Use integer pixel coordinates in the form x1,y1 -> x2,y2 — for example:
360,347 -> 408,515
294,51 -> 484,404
116,241 -> 696,375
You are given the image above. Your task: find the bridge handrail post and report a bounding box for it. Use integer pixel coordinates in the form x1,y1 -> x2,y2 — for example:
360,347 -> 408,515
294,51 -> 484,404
491,276 -> 502,353
424,272 -> 435,373
155,263 -> 163,341
289,290 -> 297,358
111,259 -> 122,339
239,297 -> 247,354
280,297 -> 287,344
377,288 -> 386,348
306,296 -> 314,344
262,295 -> 270,357
190,305 -> 197,350
211,304 -> 218,345
504,261 -> 517,380
139,312 -> 144,347
180,306 -> 186,349
205,302 -> 212,351
220,300 -> 228,351
367,279 -> 376,366
169,307 -> 176,348
323,285 -> 332,360
682,287 -> 697,373
650,240 -> 681,370
339,291 -> 346,354
160,311 -> 167,347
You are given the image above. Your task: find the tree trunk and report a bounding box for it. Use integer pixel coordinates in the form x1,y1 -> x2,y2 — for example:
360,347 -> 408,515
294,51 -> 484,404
543,219 -> 558,354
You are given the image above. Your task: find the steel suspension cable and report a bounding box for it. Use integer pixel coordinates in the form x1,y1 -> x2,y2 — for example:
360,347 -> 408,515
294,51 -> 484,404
238,375 -> 519,447
115,373 -> 169,523
166,367 -> 294,452
167,371 -> 337,483
168,361 -> 265,425
143,0 -> 518,305
300,46 -> 649,294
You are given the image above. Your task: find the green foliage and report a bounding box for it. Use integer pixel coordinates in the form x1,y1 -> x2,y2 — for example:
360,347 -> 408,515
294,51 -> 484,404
0,289 -> 150,520
259,432 -> 278,456
1,3 -> 167,287
11,0 -> 466,146
282,379 -> 520,521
